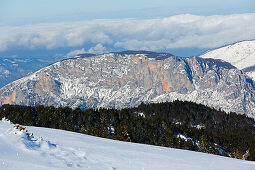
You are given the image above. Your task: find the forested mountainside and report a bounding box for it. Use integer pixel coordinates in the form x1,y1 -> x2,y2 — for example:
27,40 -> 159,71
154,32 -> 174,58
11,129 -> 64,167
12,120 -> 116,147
1,118 -> 254,170
1,101 -> 255,160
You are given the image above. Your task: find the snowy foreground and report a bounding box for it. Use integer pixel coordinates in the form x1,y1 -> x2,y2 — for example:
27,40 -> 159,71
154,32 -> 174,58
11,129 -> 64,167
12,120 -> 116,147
0,119 -> 254,170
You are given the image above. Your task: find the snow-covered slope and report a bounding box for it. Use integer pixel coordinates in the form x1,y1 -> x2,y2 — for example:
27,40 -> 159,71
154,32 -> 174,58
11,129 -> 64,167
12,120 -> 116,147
200,40 -> 255,79
0,119 -> 254,170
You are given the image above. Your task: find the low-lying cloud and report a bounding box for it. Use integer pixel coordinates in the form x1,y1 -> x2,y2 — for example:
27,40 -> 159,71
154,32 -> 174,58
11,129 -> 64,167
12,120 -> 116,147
64,48 -> 86,58
64,44 -> 106,58
0,13 -> 255,52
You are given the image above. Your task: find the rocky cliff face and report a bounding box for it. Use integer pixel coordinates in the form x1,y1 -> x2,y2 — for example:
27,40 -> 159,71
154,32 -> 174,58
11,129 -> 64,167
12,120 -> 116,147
1,51 -> 255,117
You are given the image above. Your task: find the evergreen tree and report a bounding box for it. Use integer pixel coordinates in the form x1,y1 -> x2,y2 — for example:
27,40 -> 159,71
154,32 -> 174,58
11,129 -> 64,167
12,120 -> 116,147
1,100 -> 255,160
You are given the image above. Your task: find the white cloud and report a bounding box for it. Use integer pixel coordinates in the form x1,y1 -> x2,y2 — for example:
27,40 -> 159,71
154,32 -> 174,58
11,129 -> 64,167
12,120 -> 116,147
88,43 -> 106,54
64,44 -> 106,59
64,48 -> 86,58
0,13 -> 255,52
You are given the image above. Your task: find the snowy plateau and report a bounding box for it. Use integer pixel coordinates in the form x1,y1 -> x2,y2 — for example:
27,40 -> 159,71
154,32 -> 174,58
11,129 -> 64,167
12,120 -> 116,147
200,40 -> 255,80
0,118 -> 254,170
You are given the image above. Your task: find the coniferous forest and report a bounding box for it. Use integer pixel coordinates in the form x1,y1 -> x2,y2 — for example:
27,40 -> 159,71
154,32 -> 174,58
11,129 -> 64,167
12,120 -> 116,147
0,100 -> 254,160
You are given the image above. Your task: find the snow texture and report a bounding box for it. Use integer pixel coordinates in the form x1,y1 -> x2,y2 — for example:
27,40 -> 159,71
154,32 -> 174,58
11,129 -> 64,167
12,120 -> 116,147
200,40 -> 255,80
1,51 -> 255,118
0,118 -> 254,170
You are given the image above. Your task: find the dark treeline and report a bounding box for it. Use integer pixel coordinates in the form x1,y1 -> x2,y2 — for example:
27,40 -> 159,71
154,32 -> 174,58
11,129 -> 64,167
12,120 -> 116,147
0,100 -> 255,160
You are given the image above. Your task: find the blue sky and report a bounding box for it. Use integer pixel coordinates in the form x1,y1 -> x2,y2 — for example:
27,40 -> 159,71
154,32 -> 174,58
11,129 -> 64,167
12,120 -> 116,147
0,0 -> 255,58
1,0 -> 254,25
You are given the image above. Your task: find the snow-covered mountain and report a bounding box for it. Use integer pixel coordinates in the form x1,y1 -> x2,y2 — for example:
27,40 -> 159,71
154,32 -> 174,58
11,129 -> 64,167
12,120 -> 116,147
1,51 -> 255,117
0,57 -> 52,88
200,40 -> 255,80
0,118 -> 254,170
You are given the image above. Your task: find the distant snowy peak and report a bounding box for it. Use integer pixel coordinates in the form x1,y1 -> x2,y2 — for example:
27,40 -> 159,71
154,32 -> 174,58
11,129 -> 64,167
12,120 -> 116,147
0,57 -> 52,88
200,40 -> 255,70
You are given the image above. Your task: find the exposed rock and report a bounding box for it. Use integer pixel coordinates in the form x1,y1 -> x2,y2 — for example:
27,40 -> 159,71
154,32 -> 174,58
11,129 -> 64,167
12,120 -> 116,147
0,51 -> 255,118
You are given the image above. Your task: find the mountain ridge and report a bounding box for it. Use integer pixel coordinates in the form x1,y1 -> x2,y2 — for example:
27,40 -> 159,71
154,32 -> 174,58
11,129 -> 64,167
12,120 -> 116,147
0,52 -> 255,117
200,40 -> 255,80
0,57 -> 53,88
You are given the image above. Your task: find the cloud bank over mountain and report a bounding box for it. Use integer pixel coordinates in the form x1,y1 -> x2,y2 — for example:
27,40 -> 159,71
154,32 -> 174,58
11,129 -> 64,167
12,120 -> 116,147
0,13 -> 255,52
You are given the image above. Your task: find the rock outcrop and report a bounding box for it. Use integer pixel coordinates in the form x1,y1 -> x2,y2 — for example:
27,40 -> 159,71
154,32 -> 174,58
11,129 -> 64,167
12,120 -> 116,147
1,51 -> 255,117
